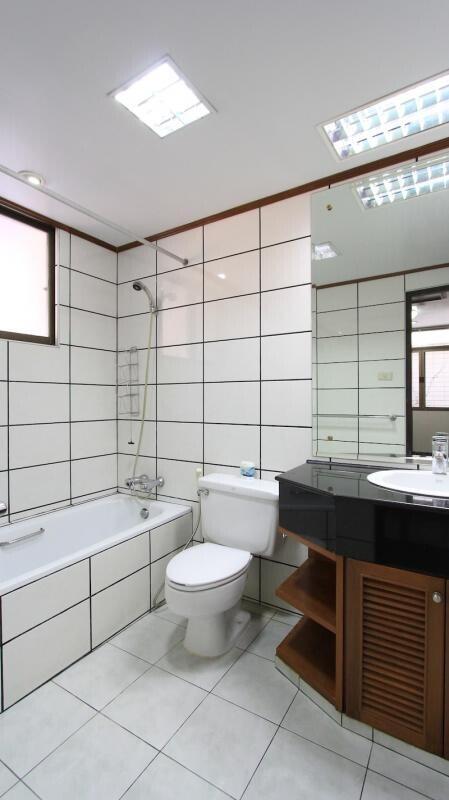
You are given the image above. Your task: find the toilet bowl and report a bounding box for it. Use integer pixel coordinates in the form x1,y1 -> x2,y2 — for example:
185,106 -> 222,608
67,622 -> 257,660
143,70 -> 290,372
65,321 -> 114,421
164,473 -> 279,658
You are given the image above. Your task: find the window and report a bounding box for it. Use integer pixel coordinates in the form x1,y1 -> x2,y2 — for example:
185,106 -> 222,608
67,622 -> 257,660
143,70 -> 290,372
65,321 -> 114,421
412,349 -> 449,409
0,206 -> 55,344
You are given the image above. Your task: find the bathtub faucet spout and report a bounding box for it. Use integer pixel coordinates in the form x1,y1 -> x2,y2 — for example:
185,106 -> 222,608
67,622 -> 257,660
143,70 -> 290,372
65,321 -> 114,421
125,474 -> 164,494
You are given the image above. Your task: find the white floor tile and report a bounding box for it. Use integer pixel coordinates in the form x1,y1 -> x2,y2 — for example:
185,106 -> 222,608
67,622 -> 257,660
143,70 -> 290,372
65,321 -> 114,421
1,784 -> 37,800
25,715 -> 156,800
164,694 -> 276,799
157,641 -> 241,691
111,614 -> 185,663
362,771 -> 427,799
369,744 -> 449,800
282,691 -> 371,766
122,753 -> 229,799
247,620 -> 291,660
235,612 -> 271,649
0,762 -> 17,795
151,604 -> 187,627
213,651 -> 297,723
103,666 -> 206,749
53,644 -> 150,710
242,728 -> 365,800
0,682 -> 94,777
272,609 -> 301,626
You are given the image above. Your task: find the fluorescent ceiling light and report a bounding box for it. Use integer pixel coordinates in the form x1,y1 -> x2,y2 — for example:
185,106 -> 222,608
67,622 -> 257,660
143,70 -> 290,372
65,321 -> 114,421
18,170 -> 45,187
356,154 -> 449,209
312,242 -> 339,260
322,71 -> 449,159
113,56 -> 213,138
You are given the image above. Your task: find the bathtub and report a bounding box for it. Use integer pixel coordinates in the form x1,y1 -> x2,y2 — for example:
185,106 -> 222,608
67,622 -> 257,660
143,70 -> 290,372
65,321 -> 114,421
0,494 -> 192,710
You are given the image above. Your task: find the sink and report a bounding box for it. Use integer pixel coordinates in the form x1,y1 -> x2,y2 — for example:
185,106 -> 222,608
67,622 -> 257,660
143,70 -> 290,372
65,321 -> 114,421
367,469 -> 449,497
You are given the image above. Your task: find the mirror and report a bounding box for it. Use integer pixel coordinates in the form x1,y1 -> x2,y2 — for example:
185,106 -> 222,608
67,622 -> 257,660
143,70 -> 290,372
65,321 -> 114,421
311,153 -> 449,459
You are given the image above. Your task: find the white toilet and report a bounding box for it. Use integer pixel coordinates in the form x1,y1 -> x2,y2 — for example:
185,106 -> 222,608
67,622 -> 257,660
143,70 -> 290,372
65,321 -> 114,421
165,473 -> 278,657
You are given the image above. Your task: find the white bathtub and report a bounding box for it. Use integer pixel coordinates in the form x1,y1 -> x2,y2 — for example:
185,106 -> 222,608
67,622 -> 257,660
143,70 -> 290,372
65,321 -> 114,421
0,493 -> 190,594
0,494 -> 192,709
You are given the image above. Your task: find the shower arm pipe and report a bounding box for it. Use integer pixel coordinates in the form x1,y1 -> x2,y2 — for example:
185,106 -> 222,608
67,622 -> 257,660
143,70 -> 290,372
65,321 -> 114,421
0,163 -> 188,267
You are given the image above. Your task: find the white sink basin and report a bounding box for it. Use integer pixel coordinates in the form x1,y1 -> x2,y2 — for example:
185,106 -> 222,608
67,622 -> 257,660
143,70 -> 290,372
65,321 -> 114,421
368,469 -> 449,498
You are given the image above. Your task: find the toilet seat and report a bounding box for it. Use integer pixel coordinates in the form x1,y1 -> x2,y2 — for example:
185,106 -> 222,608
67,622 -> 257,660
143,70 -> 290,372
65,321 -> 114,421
166,542 -> 251,591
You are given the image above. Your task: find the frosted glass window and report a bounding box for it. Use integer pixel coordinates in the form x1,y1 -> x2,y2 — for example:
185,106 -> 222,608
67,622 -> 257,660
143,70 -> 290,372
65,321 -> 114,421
0,209 -> 54,342
425,350 -> 449,408
411,351 -> 420,408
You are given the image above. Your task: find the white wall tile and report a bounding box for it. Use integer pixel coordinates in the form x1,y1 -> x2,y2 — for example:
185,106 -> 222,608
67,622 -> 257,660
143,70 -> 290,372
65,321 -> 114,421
157,265 -> 203,310
9,342 -> 69,383
316,284 -> 357,312
157,459 -> 202,502
204,251 -> 259,301
204,382 -> 260,425
359,388 -> 405,417
71,454 -> 117,497
260,561 -> 298,611
261,285 -> 311,335
58,265 -> 70,306
58,230 -> 70,268
0,341 -> 7,380
358,302 -> 405,334
151,515 -> 192,561
91,534 -> 149,594
118,385 -> 156,421
118,420 -> 155,458
9,383 -> 69,425
358,275 -> 404,306
91,568 -> 149,647
71,308 -> 116,350
261,381 -> 311,426
71,236 -> 117,282
9,461 -> 70,513
317,362 -> 358,389
118,277 -> 156,317
71,347 -> 116,385
0,427 -> 7,471
157,228 -> 203,273
71,385 -> 116,421
157,384 -> 203,422
71,272 -> 116,317
405,265 -> 449,292
118,245 -> 156,284
316,416 -> 358,443
0,471 -> 8,525
57,305 -> 70,345
317,309 -> 357,337
317,336 -> 357,363
317,388 -> 358,415
261,238 -> 311,291
71,421 -> 117,459
359,360 -> 405,388
118,312 -> 156,351
243,556 -> 260,601
2,601 -> 90,709
358,331 -> 405,361
260,195 -> 310,247
204,210 -> 259,261
9,423 -> 70,469
204,423 -> 260,467
261,426 -> 312,472
157,304 -> 203,347
204,295 -> 259,341
157,422 -> 203,462
359,416 -> 405,445
151,547 -> 183,606
204,338 -> 260,382
157,343 -> 203,384
0,382 -> 8,426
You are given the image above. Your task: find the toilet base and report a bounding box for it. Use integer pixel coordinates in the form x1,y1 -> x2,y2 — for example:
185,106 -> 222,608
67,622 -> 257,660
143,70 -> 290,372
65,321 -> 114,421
183,605 -> 250,657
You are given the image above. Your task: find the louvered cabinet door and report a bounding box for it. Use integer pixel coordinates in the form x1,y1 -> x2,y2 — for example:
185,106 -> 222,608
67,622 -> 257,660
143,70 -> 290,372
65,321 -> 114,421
345,559 -> 445,755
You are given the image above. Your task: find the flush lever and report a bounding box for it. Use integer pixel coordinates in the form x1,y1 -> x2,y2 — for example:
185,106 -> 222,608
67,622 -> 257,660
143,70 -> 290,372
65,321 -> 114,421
0,502 -> 6,516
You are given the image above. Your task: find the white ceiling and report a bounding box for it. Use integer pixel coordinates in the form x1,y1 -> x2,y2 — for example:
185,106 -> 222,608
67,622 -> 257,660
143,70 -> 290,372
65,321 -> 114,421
2,0 -> 449,246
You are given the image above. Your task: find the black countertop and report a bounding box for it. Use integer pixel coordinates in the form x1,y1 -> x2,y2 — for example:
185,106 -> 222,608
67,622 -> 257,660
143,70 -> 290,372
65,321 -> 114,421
276,461 -> 449,579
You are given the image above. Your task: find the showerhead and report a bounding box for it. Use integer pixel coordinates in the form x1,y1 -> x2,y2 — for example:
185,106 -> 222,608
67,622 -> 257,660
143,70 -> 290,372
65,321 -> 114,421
132,281 -> 156,311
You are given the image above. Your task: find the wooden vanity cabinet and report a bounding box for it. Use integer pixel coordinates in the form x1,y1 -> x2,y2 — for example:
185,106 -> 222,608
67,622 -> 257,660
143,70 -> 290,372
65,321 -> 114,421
345,559 -> 446,755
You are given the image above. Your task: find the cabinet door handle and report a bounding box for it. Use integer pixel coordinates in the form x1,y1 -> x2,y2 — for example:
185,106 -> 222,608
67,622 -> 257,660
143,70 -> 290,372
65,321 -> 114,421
432,592 -> 444,604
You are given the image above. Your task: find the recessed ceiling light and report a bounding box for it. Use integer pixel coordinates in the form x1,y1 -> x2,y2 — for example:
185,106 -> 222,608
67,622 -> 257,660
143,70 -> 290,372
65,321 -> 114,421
112,56 -> 213,138
18,170 -> 45,187
217,272 -> 226,279
356,154 -> 449,209
321,70 -> 449,159
312,242 -> 339,260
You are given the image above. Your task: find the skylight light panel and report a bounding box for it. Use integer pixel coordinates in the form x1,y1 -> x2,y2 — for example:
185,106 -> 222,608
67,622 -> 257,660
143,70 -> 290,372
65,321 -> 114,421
113,56 -> 213,138
322,72 -> 449,159
356,155 -> 449,209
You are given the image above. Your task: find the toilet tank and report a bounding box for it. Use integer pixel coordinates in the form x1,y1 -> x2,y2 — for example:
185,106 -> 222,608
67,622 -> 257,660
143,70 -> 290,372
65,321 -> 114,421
198,473 -> 279,557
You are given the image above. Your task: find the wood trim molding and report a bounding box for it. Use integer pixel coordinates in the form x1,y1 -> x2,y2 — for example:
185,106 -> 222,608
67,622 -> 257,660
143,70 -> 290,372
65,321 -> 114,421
0,195 -> 117,252
117,135 -> 449,252
314,262 -> 449,291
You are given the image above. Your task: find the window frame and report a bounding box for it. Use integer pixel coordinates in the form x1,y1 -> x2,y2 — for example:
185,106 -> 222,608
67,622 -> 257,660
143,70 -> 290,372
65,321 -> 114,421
412,346 -> 449,411
0,205 -> 56,346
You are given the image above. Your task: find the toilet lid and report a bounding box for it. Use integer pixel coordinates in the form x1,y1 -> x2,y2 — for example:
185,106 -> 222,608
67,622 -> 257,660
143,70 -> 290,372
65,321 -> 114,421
166,543 -> 251,588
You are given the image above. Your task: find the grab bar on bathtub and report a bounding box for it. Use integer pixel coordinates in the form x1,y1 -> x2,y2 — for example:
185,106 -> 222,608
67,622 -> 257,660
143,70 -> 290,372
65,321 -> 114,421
0,527 -> 45,547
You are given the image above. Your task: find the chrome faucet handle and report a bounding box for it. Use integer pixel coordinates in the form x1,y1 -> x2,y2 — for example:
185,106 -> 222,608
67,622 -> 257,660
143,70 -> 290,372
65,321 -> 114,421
0,501 -> 7,516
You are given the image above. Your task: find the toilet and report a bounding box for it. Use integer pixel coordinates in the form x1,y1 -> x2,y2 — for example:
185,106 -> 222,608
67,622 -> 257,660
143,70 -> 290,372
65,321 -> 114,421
165,473 -> 278,657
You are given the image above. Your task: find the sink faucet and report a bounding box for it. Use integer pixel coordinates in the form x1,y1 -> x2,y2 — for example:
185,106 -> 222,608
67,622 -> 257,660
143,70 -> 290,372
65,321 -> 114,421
432,433 -> 448,475
125,474 -> 164,494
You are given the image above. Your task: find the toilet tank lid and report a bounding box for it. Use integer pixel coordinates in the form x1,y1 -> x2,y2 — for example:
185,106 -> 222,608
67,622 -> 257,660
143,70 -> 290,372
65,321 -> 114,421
199,473 -> 279,501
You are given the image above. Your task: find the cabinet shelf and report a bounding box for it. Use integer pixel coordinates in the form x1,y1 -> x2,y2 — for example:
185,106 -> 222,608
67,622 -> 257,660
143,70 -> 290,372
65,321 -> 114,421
276,557 -> 336,632
277,617 -> 336,704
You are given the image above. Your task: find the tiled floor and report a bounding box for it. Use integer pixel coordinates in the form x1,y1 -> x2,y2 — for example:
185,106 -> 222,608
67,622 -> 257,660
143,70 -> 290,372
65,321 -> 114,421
0,602 -> 447,799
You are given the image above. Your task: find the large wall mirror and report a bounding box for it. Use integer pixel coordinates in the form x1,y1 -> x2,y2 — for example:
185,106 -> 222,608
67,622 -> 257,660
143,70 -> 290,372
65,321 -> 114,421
312,153 -> 449,459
